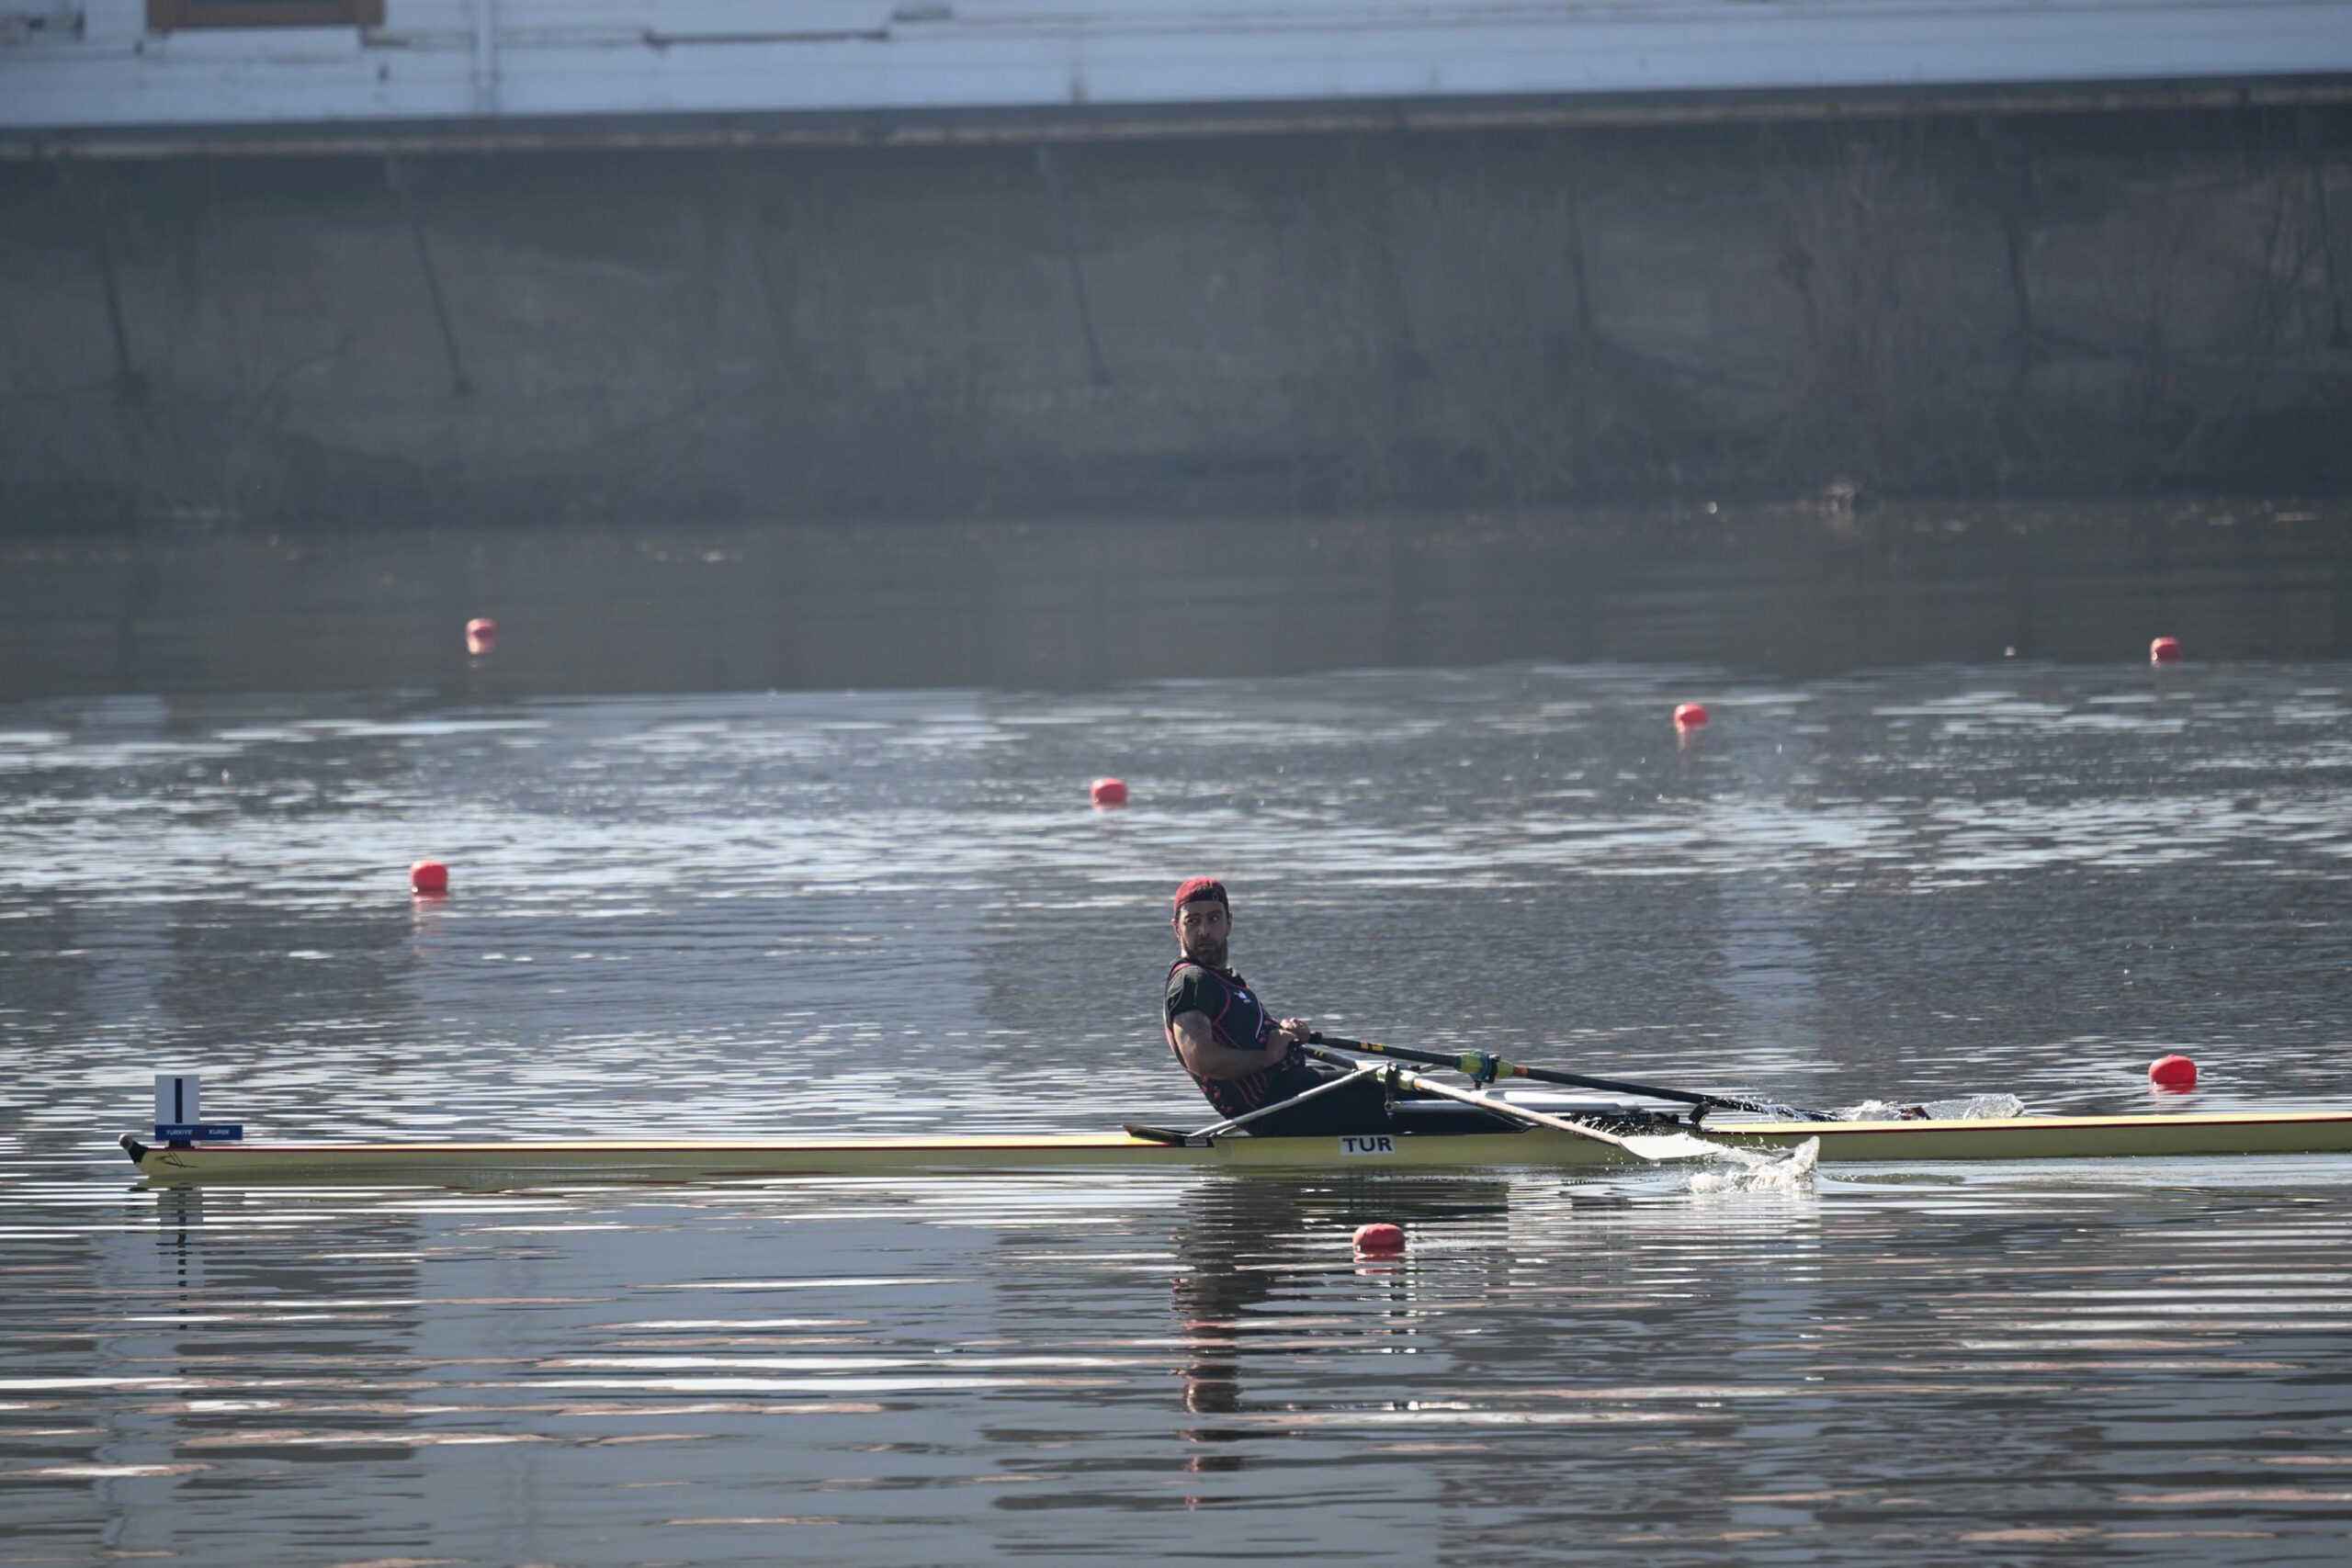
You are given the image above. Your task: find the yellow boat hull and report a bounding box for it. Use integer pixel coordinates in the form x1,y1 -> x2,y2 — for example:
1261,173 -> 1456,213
120,1109 -> 2352,1183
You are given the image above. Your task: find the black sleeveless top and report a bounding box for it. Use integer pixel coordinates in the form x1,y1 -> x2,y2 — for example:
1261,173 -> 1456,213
1164,958 -> 1315,1118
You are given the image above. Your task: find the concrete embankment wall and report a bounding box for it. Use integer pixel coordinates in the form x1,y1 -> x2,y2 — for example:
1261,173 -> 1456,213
3,105 -> 2348,529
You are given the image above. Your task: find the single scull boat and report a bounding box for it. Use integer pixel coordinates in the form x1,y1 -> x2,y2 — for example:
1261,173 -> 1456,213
118,1054 -> 2352,1184
119,1108 -> 2352,1183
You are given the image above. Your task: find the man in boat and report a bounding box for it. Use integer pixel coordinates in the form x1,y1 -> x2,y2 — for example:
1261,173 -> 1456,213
1164,877 -> 1417,1136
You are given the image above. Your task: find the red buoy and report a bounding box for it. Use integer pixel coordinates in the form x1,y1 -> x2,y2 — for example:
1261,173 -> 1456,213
1352,1222 -> 1406,1256
410,859 -> 449,895
1090,777 -> 1129,808
2149,637 -> 2182,664
1674,703 -> 1709,729
2149,1054 -> 2198,1090
466,617 -> 498,655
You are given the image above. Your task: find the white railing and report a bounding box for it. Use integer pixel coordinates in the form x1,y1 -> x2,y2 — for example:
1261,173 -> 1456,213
6,1 -> 2352,136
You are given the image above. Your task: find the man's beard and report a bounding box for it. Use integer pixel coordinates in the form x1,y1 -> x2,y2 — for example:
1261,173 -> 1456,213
1182,935 -> 1228,967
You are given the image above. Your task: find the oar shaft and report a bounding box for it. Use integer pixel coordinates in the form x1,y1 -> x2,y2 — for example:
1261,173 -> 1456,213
1312,1032 -> 1697,1101
1298,1045 -> 1643,1155
1308,1032 -> 1835,1122
1306,1032 -> 1509,1077
1183,1061 -> 1382,1140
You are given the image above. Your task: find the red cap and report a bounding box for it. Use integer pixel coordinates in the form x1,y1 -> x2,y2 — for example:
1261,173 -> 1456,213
1172,877 -> 1228,913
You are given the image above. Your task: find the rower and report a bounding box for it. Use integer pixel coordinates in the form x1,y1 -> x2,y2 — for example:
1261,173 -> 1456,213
1164,877 -> 1363,1134
1162,878 -> 1508,1137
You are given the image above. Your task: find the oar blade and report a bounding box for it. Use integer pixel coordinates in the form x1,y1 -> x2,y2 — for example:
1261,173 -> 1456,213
1615,1129 -> 1739,1163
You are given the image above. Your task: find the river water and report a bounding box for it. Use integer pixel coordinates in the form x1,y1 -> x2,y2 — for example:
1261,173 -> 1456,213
4,505 -> 2352,1564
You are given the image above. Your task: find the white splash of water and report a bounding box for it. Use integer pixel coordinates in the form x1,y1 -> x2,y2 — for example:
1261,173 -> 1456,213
1683,1136 -> 1820,1193
1942,1092 -> 2030,1120
1841,1094 -> 2027,1122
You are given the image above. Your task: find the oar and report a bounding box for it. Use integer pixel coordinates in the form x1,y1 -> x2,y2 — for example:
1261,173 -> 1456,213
1125,1060 -> 1388,1145
1298,1045 -> 1718,1163
1307,1032 -> 1838,1123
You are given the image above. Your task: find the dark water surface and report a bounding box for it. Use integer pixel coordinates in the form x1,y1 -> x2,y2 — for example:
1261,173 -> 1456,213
5,507 -> 2352,1564
5,497 -> 2350,703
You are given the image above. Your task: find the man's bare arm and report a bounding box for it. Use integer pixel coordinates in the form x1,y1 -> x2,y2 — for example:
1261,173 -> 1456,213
1170,1010 -> 1301,1080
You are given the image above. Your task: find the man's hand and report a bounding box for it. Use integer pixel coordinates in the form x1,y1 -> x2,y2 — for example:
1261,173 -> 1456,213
1272,1018 -> 1313,1048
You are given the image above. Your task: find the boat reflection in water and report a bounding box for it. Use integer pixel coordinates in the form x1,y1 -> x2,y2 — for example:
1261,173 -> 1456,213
1167,1177 -> 1519,1466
